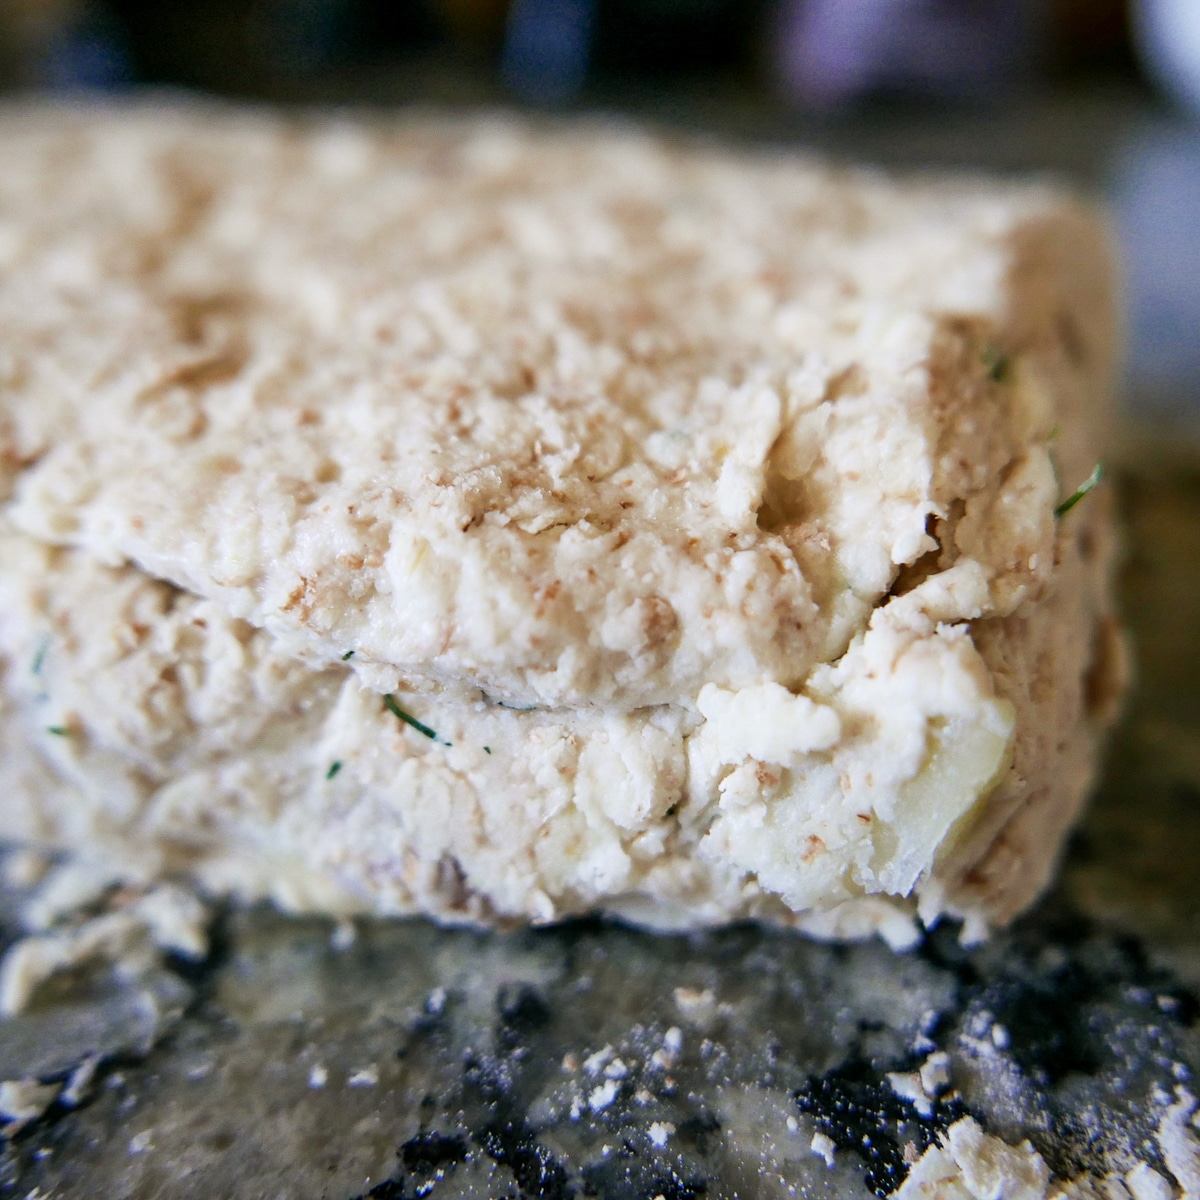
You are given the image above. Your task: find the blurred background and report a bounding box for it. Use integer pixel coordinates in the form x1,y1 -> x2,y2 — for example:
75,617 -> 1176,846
0,0 -> 1198,438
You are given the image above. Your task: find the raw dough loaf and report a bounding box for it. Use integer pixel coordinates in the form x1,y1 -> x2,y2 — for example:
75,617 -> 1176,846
0,105 -> 1125,945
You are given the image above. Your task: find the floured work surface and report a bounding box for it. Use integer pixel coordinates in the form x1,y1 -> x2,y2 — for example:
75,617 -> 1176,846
0,104 -> 1124,940
0,466 -> 1196,1200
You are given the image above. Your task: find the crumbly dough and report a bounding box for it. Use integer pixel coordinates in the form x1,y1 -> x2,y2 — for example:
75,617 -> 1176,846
0,104 -> 1124,942
888,1098 -> 1200,1200
890,1118 -> 1051,1200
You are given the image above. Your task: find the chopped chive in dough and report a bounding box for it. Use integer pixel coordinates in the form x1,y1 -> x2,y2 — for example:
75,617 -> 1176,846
1055,462 -> 1104,518
484,746 -> 492,754
982,345 -> 1010,382
383,694 -> 449,744
497,700 -> 538,712
326,760 -> 343,779
1047,424 -> 1061,442
31,638 -> 49,677
341,649 -> 355,661
46,726 -> 69,737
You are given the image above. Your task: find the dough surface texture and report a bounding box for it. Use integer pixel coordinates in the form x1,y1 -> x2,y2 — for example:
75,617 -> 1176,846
0,105 -> 1124,941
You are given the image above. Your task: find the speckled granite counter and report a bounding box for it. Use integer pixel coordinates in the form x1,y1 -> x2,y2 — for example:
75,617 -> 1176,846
0,467 -> 1196,1199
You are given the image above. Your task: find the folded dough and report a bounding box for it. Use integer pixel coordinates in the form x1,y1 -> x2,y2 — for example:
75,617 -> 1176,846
0,106 -> 1124,944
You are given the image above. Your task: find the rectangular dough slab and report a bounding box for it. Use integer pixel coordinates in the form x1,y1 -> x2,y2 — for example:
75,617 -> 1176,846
0,105 -> 1125,946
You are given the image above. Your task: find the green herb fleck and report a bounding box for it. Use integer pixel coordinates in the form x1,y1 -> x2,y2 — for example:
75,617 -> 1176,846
1047,424 -> 1061,442
47,726 -> 69,737
383,694 -> 450,745
1055,462 -> 1104,518
484,746 -> 492,755
341,650 -> 355,661
326,760 -> 343,779
497,700 -> 538,712
982,346 -> 1010,383
31,638 -> 50,677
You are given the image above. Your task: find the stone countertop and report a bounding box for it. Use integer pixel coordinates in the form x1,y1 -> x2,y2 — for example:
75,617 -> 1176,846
0,466 -> 1197,1199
